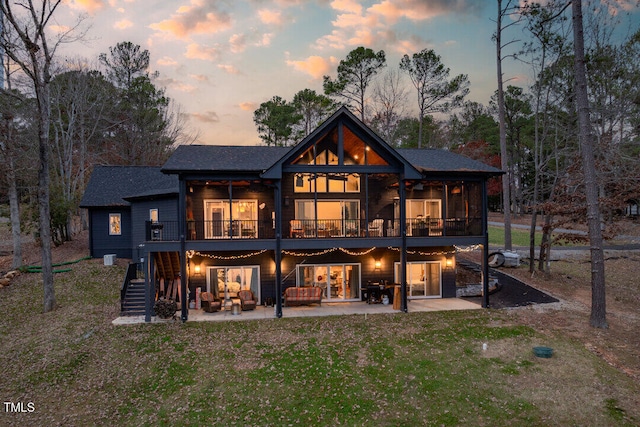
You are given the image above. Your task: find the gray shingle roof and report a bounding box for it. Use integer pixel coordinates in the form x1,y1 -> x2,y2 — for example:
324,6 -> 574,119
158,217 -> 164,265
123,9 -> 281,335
397,148 -> 503,174
161,145 -> 291,173
79,166 -> 179,208
161,145 -> 501,175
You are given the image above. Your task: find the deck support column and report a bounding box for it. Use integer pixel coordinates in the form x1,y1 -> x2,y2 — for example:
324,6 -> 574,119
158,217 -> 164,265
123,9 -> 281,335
144,248 -> 153,322
179,179 -> 188,322
400,177 -> 408,313
274,181 -> 283,318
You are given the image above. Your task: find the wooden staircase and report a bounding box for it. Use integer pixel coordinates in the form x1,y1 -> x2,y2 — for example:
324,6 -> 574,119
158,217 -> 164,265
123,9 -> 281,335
119,252 -> 181,316
121,279 -> 146,316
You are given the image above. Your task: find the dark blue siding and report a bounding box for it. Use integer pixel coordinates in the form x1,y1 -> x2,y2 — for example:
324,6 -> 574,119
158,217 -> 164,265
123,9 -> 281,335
130,196 -> 178,260
89,208 -> 132,259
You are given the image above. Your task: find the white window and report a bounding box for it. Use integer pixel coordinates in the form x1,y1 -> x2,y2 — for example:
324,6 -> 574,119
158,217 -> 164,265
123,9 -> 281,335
150,208 -> 158,223
109,213 -> 121,235
394,261 -> 441,298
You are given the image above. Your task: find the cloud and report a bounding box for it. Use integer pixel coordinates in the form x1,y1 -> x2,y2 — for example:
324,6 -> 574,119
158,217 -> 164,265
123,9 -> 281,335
50,25 -> 71,34
67,0 -> 105,14
157,56 -> 179,66
331,0 -> 363,14
229,34 -> 247,53
114,19 -> 133,30
149,0 -> 232,39
369,0 -> 485,23
316,0 -> 484,50
190,74 -> 210,82
286,55 -> 338,79
192,111 -> 220,123
258,9 -> 285,26
230,31 -> 273,53
239,102 -> 257,111
256,33 -> 274,47
218,64 -> 242,75
185,43 -> 220,61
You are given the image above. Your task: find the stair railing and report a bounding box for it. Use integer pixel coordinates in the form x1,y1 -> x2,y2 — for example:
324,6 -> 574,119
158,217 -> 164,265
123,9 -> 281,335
120,262 -> 139,312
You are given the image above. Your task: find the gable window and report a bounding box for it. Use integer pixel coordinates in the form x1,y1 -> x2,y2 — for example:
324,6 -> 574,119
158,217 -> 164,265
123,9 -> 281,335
294,173 -> 360,193
109,213 -> 121,235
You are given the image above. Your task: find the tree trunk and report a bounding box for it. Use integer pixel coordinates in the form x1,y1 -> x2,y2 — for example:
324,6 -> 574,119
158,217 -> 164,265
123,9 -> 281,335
496,0 -> 513,250
572,0 -> 607,329
8,154 -> 23,269
37,86 -> 55,312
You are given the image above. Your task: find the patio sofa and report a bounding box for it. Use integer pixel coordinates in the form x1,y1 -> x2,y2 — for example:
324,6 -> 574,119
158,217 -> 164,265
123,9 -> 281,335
284,286 -> 323,306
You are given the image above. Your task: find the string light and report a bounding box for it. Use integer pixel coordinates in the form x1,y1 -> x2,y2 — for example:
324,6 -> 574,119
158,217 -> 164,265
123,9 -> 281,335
187,244 -> 483,261
283,247 -> 378,257
187,249 -> 267,260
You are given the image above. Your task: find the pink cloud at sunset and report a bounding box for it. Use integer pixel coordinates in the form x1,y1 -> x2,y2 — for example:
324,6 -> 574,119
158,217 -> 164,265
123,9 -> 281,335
185,43 -> 220,61
149,1 -> 232,39
67,0 -> 105,14
286,55 -> 338,79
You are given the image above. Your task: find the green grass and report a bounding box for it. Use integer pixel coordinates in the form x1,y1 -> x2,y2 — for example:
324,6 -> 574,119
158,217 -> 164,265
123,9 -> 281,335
488,225 -> 542,247
0,259 -> 639,426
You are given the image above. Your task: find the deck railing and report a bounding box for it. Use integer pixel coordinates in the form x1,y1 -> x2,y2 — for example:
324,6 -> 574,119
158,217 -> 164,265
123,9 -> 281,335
144,217 -> 483,241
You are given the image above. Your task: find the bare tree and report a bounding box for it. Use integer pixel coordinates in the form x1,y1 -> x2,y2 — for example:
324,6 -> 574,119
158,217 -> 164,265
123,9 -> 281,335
0,0 -> 85,312
0,75 -> 25,269
493,0 -> 522,250
50,62 -> 114,241
370,68 -> 408,146
572,0 -> 607,329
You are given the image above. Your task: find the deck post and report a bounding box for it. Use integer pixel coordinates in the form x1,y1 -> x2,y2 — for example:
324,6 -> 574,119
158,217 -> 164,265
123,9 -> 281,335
144,249 -> 153,322
400,177 -> 408,313
179,179 -> 188,322
274,181 -> 283,318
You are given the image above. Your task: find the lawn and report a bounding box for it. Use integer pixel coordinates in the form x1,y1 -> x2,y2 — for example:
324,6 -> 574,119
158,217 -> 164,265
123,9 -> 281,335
488,225 -> 543,247
0,259 -> 638,426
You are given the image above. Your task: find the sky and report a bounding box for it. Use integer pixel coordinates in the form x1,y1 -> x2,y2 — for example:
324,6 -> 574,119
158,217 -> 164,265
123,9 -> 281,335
48,0 -> 640,146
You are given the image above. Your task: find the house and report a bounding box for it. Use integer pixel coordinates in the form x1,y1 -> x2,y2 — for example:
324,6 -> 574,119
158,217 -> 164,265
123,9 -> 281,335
82,107 -> 502,321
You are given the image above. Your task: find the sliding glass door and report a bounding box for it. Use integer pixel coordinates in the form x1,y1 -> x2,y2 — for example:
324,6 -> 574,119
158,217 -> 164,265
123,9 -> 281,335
206,265 -> 260,302
296,263 -> 360,301
295,200 -> 359,236
204,200 -> 257,238
394,261 -> 441,298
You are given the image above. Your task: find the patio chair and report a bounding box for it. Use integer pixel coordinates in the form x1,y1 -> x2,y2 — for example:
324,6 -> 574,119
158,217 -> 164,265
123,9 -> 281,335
369,218 -> 384,237
237,289 -> 257,311
290,219 -> 304,238
200,292 -> 222,313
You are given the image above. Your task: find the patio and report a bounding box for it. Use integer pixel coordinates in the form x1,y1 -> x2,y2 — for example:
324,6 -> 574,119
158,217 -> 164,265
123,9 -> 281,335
112,298 -> 482,325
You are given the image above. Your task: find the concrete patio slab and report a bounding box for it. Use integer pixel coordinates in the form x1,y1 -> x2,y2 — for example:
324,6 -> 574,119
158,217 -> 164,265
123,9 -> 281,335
112,298 -> 482,325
